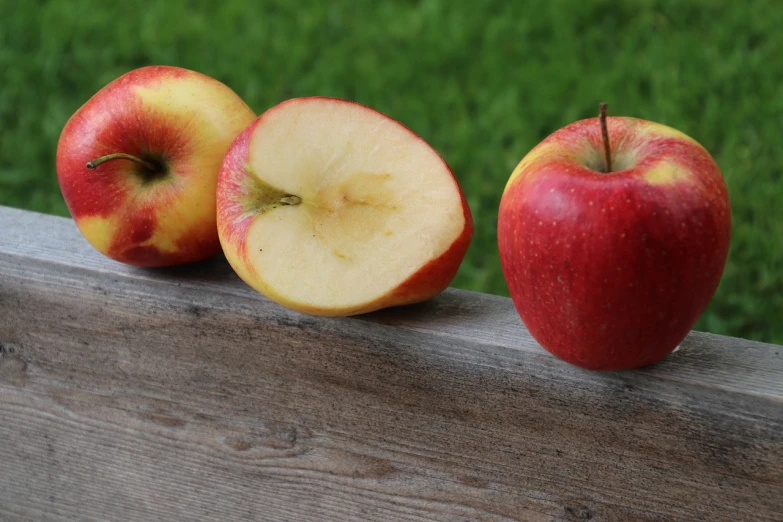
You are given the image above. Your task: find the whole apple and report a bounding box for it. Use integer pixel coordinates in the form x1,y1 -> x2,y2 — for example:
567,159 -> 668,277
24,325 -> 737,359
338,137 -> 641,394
56,65 -> 255,266
498,105 -> 731,371
217,96 -> 473,316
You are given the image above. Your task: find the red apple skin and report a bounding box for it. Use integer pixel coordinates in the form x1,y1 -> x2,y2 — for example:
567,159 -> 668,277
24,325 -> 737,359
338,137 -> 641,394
56,65 -> 255,267
498,117 -> 731,371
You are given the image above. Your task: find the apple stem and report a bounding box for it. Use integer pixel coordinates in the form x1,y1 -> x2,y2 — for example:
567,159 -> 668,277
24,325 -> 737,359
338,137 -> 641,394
279,195 -> 302,206
86,153 -> 158,171
599,102 -> 612,173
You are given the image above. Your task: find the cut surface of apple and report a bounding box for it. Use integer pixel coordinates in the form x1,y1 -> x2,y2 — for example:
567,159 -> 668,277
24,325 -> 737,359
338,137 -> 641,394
217,97 -> 473,316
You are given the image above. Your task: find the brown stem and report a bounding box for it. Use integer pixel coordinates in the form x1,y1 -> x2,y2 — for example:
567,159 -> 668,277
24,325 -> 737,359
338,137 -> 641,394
279,195 -> 302,206
86,153 -> 158,171
599,102 -> 612,173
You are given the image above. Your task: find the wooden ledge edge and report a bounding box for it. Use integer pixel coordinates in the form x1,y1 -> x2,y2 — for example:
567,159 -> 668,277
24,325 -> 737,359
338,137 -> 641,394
0,204 -> 781,401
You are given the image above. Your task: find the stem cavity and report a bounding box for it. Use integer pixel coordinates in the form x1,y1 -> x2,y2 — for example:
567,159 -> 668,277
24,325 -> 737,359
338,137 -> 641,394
599,102 -> 612,173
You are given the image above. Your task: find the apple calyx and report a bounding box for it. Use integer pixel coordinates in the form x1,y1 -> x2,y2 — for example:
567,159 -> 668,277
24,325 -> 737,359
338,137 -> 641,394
599,102 -> 612,173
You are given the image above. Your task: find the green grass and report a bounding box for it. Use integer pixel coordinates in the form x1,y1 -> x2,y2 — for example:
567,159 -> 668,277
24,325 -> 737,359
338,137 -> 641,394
1,0 -> 781,343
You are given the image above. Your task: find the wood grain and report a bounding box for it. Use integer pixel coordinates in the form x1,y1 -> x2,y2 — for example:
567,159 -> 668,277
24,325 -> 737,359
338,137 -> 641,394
0,205 -> 781,522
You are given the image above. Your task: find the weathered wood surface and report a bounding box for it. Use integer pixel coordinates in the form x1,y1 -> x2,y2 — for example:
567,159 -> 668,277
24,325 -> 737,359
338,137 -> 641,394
0,205 -> 781,522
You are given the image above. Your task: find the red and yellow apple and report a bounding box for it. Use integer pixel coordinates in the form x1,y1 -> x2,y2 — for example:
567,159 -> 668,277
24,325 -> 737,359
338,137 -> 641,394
498,106 -> 731,371
217,96 -> 473,316
56,65 -> 255,266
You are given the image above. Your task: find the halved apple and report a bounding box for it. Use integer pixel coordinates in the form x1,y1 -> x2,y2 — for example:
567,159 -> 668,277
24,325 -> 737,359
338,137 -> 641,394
216,97 -> 473,316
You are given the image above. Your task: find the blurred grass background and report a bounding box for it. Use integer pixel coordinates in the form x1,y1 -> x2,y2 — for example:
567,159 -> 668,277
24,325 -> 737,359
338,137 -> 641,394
1,0 -> 781,343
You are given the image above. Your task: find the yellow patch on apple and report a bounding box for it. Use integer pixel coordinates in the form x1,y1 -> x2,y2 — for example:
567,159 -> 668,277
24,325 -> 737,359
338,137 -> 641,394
76,215 -> 118,254
643,161 -> 691,185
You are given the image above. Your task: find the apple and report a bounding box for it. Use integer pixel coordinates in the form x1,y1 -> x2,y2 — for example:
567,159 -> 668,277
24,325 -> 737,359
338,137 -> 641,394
56,65 -> 256,266
497,104 -> 731,371
217,96 -> 473,316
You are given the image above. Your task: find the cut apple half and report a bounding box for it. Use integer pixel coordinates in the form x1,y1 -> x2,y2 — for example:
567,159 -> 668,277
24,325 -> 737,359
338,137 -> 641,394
217,97 -> 473,316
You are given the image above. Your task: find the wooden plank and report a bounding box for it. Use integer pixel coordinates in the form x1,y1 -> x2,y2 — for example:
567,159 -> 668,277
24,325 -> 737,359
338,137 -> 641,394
0,205 -> 781,521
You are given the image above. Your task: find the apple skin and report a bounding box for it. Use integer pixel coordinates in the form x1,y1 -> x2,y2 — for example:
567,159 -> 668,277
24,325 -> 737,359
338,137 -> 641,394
56,65 -> 255,267
498,116 -> 731,371
217,97 -> 474,316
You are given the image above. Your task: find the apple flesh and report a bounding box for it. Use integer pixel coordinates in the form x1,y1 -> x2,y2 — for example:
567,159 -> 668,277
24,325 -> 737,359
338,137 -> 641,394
217,97 -> 473,316
56,65 -> 256,266
498,115 -> 731,371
